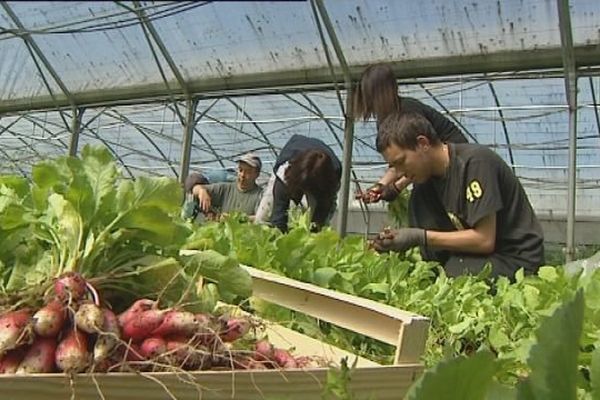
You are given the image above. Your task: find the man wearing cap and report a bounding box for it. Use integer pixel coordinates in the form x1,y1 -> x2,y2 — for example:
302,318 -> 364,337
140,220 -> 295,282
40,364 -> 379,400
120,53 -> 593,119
184,153 -> 263,221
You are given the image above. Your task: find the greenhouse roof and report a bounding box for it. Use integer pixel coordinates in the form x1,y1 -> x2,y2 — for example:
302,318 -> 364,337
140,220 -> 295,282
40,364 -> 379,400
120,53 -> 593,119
1,0 -> 600,219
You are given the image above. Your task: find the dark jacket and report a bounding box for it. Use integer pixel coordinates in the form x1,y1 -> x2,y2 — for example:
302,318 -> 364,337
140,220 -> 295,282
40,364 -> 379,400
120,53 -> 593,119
270,135 -> 342,231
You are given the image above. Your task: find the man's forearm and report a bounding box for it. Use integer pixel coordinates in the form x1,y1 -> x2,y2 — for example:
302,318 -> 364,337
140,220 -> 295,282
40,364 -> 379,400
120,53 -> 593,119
427,229 -> 495,254
377,168 -> 400,185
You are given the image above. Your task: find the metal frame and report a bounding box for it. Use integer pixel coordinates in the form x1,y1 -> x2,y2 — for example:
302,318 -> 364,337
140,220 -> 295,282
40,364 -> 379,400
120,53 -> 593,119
0,0 -> 597,248
589,77 -> 600,139
487,82 -> 516,173
3,46 -> 600,115
557,0 -> 578,261
313,0 -> 355,237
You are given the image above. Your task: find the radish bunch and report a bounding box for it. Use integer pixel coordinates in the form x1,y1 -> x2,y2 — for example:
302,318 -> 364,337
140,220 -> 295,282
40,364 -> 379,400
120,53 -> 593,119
0,273 -> 115,374
0,272 -> 320,374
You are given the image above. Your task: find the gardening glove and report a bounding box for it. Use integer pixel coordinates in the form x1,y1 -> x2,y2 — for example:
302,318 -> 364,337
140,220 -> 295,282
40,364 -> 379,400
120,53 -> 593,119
379,183 -> 401,202
372,227 -> 427,253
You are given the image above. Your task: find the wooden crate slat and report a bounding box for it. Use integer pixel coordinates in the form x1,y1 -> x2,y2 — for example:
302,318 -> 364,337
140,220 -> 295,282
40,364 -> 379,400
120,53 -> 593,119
0,365 -> 423,400
245,266 -> 429,355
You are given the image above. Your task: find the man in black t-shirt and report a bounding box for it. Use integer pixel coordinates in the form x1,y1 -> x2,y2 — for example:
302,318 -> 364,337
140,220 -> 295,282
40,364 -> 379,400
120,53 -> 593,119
372,111 -> 545,279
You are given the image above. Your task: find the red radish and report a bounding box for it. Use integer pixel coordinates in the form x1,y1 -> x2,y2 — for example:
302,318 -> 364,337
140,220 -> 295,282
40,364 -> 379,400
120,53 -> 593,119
123,343 -> 145,362
219,317 -> 250,342
0,348 -> 27,374
254,339 -> 275,362
33,301 -> 65,337
165,338 -> 211,370
295,356 -> 320,368
93,309 -> 121,363
0,309 -> 33,355
55,329 -> 90,373
139,337 -> 167,359
122,309 -> 165,341
151,310 -> 199,337
54,272 -> 87,303
74,302 -> 104,334
247,360 -> 269,370
117,299 -> 155,327
273,348 -> 297,369
16,337 -> 57,374
194,313 -> 218,343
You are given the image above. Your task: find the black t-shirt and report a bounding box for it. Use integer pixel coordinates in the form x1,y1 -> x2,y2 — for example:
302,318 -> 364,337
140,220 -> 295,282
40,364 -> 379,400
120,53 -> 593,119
400,97 -> 468,144
430,143 -> 544,273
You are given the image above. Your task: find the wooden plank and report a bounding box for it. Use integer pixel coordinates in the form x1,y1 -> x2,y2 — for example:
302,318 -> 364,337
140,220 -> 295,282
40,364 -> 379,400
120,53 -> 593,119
218,302 -> 379,368
0,365 -> 423,400
395,318 -> 430,364
262,320 -> 379,367
245,266 -> 429,349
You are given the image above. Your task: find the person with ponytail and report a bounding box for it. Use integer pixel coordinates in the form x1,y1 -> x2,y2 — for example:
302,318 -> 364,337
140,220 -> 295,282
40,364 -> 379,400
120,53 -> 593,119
353,63 -> 468,203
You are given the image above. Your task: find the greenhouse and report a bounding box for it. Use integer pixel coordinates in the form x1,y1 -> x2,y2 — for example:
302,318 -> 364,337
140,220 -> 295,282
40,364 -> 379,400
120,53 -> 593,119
0,0 -> 599,399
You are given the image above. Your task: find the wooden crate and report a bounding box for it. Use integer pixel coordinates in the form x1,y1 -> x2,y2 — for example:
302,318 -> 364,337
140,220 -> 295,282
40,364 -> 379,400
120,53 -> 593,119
0,266 -> 429,400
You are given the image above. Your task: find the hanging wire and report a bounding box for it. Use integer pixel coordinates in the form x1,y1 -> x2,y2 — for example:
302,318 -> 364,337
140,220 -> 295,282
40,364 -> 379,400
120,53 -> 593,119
0,2 -> 210,38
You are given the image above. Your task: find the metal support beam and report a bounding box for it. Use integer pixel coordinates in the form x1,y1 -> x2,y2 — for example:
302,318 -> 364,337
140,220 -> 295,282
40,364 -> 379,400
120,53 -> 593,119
313,0 -> 355,237
68,107 -> 85,156
589,77 -> 600,139
3,46 -> 600,115
1,2 -> 73,105
224,98 -> 278,157
180,98 -> 199,183
557,0 -> 578,261
129,1 -> 189,96
105,109 -> 179,177
419,84 -> 478,143
164,102 -> 227,168
487,82 -> 515,172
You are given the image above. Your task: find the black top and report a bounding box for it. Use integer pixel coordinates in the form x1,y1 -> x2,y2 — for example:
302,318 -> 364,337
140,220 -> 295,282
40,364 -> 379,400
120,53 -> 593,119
273,134 -> 342,172
401,97 -> 468,144
431,143 -> 544,273
270,135 -> 342,232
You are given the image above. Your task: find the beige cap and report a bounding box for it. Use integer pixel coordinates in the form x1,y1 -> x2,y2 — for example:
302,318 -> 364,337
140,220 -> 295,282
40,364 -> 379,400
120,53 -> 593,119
237,152 -> 262,172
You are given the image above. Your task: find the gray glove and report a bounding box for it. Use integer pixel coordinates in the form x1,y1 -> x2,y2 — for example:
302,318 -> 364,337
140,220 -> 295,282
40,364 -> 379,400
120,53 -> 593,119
372,228 -> 426,253
379,183 -> 401,202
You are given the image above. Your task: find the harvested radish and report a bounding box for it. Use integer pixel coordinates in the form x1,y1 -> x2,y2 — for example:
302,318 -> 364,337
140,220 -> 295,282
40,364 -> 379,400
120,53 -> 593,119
33,301 -> 65,338
273,348 -> 297,369
254,339 -> 274,362
55,329 -> 90,373
16,337 -> 57,374
93,308 -> 121,363
123,343 -> 145,362
54,272 -> 87,303
151,310 -> 198,337
139,337 -> 167,359
0,348 -> 26,374
122,309 -> 165,341
117,299 -> 155,327
165,338 -> 211,370
0,308 -> 33,355
294,355 -> 321,368
219,317 -> 250,342
194,313 -> 218,343
75,302 -> 104,334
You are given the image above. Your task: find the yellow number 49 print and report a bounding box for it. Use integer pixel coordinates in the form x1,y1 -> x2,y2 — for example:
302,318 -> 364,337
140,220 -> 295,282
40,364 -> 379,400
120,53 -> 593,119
466,180 -> 483,203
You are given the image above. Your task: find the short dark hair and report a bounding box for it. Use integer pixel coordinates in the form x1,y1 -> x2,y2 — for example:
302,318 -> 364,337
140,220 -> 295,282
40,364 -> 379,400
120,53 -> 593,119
376,111 -> 441,152
353,63 -> 399,122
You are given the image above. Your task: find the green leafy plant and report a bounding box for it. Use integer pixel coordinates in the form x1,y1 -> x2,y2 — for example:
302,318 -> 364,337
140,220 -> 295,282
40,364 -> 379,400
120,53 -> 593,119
406,290 -> 585,399
0,146 -> 251,312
